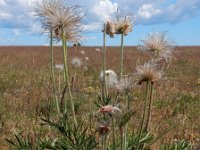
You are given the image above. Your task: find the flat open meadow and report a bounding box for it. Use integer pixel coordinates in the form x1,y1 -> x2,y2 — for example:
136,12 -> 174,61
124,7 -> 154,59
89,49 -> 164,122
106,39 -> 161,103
0,46 -> 199,149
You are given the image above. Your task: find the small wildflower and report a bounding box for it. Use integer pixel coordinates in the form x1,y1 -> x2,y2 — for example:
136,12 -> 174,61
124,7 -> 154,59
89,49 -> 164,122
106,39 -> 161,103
95,48 -> 101,53
55,64 -> 64,70
85,57 -> 89,61
136,60 -> 163,85
115,75 -> 134,92
139,32 -> 175,63
80,50 -> 85,55
99,70 -> 118,88
71,57 -> 82,67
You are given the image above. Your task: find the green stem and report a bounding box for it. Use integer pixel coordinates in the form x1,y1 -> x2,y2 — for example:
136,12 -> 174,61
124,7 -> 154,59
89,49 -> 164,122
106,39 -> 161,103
102,23 -> 107,100
136,81 -> 150,150
50,30 -> 60,114
62,29 -> 77,126
120,128 -> 124,150
124,92 -> 131,150
120,33 -> 124,79
102,135 -> 106,150
112,116 -> 116,150
145,82 -> 154,132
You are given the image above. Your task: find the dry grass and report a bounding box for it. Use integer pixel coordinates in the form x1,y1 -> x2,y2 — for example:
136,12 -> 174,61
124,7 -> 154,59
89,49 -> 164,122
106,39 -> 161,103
0,46 -> 200,149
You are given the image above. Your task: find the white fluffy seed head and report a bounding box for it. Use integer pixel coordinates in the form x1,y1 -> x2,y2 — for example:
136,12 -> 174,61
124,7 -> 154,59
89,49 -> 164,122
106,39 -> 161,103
35,1 -> 83,42
95,48 -> 101,52
104,11 -> 135,37
55,64 -> 64,70
80,50 -> 85,55
139,32 -> 175,63
99,70 -> 118,88
71,57 -> 82,67
136,60 -> 163,85
115,75 -> 134,92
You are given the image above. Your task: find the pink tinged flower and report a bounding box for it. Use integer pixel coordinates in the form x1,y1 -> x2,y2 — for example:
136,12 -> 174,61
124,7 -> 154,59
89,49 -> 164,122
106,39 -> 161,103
99,105 -> 121,116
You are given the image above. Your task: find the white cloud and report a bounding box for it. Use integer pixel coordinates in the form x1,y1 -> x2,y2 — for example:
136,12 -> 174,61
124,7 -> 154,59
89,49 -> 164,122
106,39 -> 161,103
90,0 -> 118,22
84,22 -> 102,32
12,29 -> 20,36
0,12 -> 12,20
0,0 -> 200,37
137,3 -> 161,19
0,0 -> 6,6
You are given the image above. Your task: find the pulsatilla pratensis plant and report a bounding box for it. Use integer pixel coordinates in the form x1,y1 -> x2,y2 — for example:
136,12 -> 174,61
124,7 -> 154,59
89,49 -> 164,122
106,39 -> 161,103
104,10 -> 135,79
35,0 -> 83,126
6,2 -> 192,150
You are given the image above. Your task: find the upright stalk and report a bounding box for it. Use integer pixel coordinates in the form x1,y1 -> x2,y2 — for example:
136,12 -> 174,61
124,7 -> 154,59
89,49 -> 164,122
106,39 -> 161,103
120,128 -> 124,150
102,23 -> 107,100
50,30 -> 60,114
120,33 -> 124,79
145,82 -> 154,132
123,92 -> 131,150
62,28 -> 77,126
136,81 -> 150,150
112,116 -> 116,150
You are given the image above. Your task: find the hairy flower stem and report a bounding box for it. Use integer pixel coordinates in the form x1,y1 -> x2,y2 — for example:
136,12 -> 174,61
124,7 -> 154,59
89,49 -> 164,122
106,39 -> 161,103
102,135 -> 107,150
62,29 -> 77,126
120,33 -> 124,79
136,81 -> 150,150
145,82 -> 154,132
112,116 -> 116,150
102,23 -> 107,100
50,30 -> 60,115
120,128 -> 124,150
123,92 -> 131,150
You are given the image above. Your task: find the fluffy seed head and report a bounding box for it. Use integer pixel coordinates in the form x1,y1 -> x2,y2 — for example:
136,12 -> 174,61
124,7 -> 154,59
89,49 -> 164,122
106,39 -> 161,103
95,48 -> 101,53
80,50 -> 85,55
105,21 -> 116,37
35,1 -> 83,42
55,64 -> 64,70
104,11 -> 135,37
47,6 -> 83,42
115,75 -> 134,92
99,70 -> 118,88
136,60 -> 163,85
139,32 -> 175,63
34,0 -> 63,19
71,57 -> 82,67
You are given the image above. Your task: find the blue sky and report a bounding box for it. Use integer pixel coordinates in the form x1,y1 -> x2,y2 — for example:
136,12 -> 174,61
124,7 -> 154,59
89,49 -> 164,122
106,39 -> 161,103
0,0 -> 200,46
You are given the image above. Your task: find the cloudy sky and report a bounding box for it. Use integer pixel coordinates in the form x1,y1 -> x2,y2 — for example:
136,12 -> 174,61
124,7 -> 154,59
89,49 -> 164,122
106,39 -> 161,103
0,0 -> 200,46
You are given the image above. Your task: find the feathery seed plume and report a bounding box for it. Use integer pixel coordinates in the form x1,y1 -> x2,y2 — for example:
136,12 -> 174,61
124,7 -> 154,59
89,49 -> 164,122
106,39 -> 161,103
136,60 -> 163,85
99,70 -> 118,88
139,32 -> 175,63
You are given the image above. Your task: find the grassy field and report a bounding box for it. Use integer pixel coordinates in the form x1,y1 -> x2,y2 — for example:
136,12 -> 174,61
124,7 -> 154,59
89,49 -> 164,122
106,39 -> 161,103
0,46 -> 200,149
